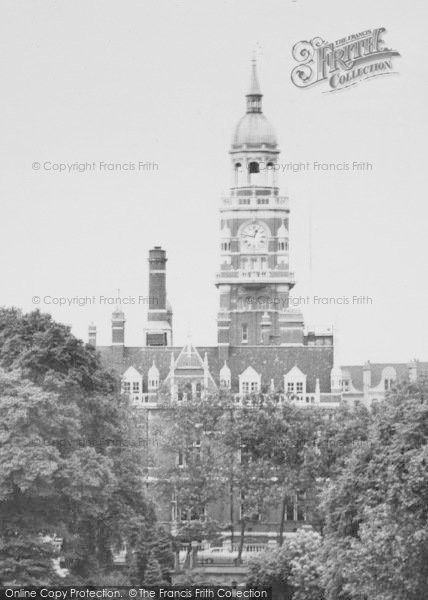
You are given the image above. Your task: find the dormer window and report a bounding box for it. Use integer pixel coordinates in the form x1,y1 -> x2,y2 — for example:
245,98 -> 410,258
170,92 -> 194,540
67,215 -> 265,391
381,367 -> 396,392
121,367 -> 143,400
284,366 -> 307,400
239,366 -> 261,395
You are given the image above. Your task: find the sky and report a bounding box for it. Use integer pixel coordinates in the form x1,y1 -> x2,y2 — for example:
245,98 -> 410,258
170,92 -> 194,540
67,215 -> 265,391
0,0 -> 427,364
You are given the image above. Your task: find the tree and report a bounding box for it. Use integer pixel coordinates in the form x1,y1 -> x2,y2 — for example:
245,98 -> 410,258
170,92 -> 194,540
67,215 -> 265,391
157,396 -> 228,565
220,397 -> 285,562
247,529 -> 324,600
129,524 -> 174,585
144,553 -> 164,585
0,308 -> 155,583
320,382 -> 428,600
152,526 -> 174,583
0,369 -> 116,584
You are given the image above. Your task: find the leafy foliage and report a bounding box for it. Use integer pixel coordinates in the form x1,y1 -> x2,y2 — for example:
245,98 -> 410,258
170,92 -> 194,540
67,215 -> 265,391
0,308 -> 156,584
320,382 -> 428,600
247,529 -> 324,600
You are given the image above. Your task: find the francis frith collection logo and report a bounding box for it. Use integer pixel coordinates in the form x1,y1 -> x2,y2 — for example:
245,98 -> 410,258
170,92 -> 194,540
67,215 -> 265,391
291,28 -> 400,92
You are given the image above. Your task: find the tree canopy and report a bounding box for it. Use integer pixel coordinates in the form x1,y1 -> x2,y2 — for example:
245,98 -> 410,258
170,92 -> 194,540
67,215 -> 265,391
0,308 -> 159,584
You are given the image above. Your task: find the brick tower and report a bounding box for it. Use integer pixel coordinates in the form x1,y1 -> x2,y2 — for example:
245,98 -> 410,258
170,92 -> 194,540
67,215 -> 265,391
216,60 -> 304,358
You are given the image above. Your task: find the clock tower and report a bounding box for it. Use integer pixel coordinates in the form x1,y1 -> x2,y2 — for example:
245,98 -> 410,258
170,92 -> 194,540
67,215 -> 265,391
216,60 -> 304,357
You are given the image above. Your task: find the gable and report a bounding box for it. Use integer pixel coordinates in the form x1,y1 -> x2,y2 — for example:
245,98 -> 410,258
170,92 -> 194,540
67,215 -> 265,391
122,366 -> 142,380
174,342 -> 205,371
239,365 -> 260,381
284,365 -> 306,381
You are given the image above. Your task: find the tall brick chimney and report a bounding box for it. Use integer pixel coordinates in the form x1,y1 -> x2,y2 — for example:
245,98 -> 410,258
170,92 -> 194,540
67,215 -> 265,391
148,246 -> 167,319
112,307 -> 125,346
145,246 -> 173,346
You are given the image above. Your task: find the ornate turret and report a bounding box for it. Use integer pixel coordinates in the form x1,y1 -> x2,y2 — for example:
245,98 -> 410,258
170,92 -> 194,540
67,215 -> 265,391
216,58 -> 302,353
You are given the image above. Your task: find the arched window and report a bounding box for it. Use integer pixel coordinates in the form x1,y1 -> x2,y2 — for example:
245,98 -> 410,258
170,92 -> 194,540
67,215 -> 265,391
248,161 -> 263,186
234,162 -> 244,186
266,162 -> 275,186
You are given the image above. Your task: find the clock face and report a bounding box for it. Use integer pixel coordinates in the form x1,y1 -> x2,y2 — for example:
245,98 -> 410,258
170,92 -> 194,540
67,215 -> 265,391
241,223 -> 267,250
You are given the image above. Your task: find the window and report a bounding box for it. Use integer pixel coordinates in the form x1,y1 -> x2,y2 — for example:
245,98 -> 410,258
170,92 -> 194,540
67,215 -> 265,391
123,382 -> 131,394
242,382 -> 249,394
296,493 -> 306,521
342,379 -> 350,392
287,382 -> 294,393
250,381 -> 259,393
296,382 -> 303,393
285,496 -> 295,521
384,378 -> 394,391
278,240 -> 288,251
221,242 -> 231,251
242,324 -> 248,343
132,381 -> 140,393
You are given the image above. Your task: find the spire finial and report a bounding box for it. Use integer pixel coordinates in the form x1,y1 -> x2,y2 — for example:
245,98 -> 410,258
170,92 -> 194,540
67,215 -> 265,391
248,57 -> 262,96
246,57 -> 262,113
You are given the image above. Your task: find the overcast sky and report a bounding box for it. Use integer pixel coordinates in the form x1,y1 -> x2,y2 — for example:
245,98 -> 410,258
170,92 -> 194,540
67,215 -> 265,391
1,0 -> 427,364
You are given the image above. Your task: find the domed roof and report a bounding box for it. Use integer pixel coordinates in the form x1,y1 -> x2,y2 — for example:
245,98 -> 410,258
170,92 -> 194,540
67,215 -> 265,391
232,113 -> 277,148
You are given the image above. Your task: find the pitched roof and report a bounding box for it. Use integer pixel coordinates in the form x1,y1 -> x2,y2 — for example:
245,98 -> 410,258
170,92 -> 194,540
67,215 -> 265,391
341,362 -> 428,391
284,365 -> 306,380
97,343 -> 334,393
239,365 -> 260,380
174,341 -> 205,371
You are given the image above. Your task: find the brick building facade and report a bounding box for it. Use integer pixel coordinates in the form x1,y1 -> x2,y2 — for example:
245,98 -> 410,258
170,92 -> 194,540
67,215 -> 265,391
92,61 -> 427,546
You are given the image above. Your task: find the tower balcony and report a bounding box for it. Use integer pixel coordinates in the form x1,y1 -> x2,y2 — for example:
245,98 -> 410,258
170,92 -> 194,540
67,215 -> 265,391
216,268 -> 295,287
221,187 -> 289,208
